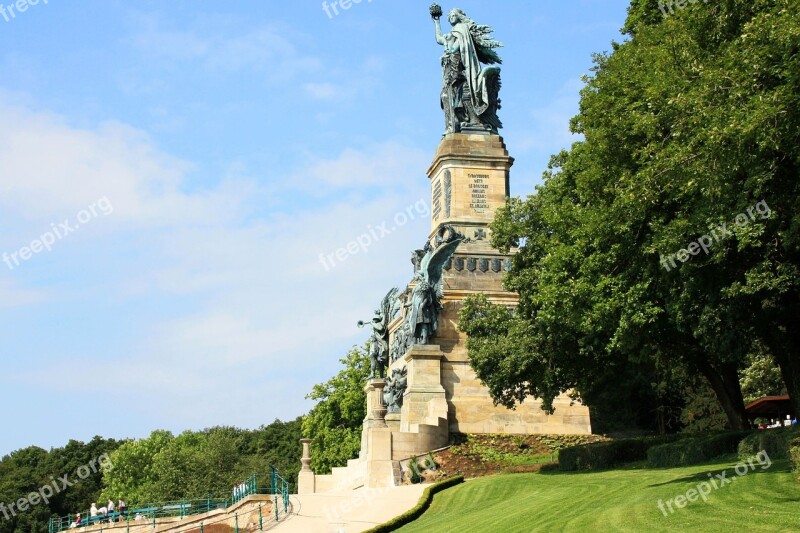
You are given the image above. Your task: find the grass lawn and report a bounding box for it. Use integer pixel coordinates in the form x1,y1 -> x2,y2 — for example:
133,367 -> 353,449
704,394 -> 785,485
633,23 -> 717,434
398,457 -> 800,532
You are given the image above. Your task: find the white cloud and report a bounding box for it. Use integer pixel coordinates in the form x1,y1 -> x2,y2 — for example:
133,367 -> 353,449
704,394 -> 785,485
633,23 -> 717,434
128,14 -> 322,79
0,96 -> 430,430
304,82 -> 339,101
302,141 -> 429,190
302,55 -> 385,105
0,97 -> 257,230
0,280 -> 48,308
515,77 -> 584,153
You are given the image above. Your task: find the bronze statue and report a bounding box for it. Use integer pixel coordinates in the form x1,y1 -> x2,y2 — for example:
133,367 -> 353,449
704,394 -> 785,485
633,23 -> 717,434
383,367 -> 408,414
406,225 -> 466,346
431,4 -> 503,134
358,288 -> 400,378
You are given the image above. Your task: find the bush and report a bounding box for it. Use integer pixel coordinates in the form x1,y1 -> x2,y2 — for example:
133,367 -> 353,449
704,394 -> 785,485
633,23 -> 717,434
738,427 -> 799,461
407,456 -> 423,484
790,438 -> 800,482
558,434 -> 683,471
364,476 -> 464,532
648,431 -> 751,468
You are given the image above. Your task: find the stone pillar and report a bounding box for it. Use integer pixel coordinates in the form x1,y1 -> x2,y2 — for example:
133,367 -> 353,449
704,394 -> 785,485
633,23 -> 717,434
400,345 -> 448,432
363,379 -> 396,488
365,378 -> 388,428
300,439 -> 312,471
297,439 -> 315,494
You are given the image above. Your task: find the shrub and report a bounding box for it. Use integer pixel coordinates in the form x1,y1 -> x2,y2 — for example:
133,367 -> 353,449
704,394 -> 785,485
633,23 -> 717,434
558,434 -> 683,471
364,476 -> 465,532
790,438 -> 800,482
648,431 -> 751,468
407,456 -> 423,484
738,427 -> 799,461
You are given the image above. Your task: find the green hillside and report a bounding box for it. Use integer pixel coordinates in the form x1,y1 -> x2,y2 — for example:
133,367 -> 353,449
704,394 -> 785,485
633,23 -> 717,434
398,458 -> 800,533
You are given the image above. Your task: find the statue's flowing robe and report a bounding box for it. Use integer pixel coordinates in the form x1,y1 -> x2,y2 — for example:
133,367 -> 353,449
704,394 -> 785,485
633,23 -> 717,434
409,281 -> 434,337
449,22 -> 490,116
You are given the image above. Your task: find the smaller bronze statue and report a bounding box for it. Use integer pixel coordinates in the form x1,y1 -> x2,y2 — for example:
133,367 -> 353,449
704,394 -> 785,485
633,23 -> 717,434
383,367 -> 408,414
405,224 -> 466,347
358,288 -> 400,378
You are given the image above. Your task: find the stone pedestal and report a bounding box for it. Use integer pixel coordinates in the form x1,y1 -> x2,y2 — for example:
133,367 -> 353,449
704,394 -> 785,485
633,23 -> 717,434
400,345 -> 447,432
360,379 -> 397,488
365,378 -> 388,428
385,412 -> 401,432
297,438 -> 315,494
427,133 -> 513,244
366,426 -> 394,488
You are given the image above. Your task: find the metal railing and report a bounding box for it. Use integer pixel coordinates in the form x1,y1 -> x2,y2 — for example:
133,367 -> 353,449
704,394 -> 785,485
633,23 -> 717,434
48,466 -> 293,533
270,467 -> 291,521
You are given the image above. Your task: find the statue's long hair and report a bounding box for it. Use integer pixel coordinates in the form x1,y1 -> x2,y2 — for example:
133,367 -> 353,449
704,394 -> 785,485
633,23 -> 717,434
447,9 -> 503,65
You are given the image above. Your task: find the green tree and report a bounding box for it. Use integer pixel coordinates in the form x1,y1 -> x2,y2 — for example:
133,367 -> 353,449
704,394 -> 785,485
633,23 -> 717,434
680,377 -> 729,432
101,430 -> 174,505
0,437 -> 119,533
740,347 -> 788,404
0,446 -> 50,533
238,418 -> 302,493
100,423 -> 303,503
461,0 -> 800,431
301,345 -> 370,473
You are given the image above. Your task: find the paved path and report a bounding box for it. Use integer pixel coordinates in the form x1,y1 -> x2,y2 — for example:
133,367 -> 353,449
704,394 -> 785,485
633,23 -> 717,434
269,484 -> 428,533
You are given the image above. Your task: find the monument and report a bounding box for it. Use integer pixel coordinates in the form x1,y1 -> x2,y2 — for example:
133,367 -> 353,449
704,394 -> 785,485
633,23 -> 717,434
300,4 -> 591,493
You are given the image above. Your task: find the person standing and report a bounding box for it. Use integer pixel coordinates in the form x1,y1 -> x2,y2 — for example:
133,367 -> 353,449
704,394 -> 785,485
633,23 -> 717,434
118,499 -> 127,521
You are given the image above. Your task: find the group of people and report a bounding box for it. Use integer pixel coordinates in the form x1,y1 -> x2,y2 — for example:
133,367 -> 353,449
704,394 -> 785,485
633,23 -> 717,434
232,481 -> 250,502
758,417 -> 797,429
69,499 -> 127,528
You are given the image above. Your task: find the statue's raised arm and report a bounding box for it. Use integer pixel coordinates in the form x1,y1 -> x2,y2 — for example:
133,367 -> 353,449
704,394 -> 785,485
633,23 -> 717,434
429,4 -> 503,135
432,4 -> 446,46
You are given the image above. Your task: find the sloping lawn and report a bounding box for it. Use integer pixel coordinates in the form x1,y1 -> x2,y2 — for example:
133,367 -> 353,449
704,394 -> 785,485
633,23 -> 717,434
398,457 -> 800,532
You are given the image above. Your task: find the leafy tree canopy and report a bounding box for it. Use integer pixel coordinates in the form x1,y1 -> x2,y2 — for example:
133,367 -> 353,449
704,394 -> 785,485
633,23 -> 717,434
302,345 -> 370,473
461,0 -> 799,431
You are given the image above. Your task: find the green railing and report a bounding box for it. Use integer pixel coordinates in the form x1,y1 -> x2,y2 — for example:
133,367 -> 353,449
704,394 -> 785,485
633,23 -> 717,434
231,473 -> 259,505
270,467 -> 290,521
48,467 -> 292,533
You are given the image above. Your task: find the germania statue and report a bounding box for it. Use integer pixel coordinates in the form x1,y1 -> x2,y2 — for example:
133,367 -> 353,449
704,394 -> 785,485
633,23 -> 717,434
430,4 -> 503,135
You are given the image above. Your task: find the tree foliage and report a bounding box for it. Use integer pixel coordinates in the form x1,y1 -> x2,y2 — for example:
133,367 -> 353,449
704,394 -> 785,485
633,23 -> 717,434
302,345 -> 370,473
0,437 -> 120,533
461,0 -> 799,431
101,421 -> 302,504
740,347 -> 788,404
0,419 -> 302,533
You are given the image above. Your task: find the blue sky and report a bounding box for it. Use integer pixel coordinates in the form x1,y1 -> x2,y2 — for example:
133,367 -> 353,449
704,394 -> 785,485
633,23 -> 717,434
0,0 -> 631,456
